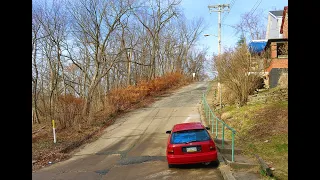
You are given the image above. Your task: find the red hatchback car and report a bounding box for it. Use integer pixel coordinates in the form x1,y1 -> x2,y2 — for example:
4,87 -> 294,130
165,122 -> 218,168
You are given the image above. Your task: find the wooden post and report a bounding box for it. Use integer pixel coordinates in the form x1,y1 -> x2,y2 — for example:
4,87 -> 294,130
52,120 -> 56,143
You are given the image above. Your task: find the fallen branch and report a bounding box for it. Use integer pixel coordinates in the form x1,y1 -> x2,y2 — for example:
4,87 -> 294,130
32,126 -> 46,134
255,154 -> 273,177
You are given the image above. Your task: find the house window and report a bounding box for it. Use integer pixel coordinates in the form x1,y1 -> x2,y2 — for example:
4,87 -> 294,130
277,42 -> 288,58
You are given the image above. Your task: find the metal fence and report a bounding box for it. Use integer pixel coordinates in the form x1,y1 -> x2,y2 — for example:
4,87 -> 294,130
202,86 -> 236,162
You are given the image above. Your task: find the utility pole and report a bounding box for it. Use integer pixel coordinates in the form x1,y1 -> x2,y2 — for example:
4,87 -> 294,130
208,3 -> 230,56
208,4 -> 229,110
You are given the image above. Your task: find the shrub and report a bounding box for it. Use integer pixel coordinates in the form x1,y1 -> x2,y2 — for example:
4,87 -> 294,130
108,72 -> 187,111
56,95 -> 84,129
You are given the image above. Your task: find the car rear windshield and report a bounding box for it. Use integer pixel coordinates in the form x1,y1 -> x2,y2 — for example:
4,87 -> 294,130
171,129 -> 210,144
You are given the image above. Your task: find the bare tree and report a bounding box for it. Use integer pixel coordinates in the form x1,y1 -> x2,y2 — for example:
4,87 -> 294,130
132,0 -> 181,79
179,17 -> 205,74
234,9 -> 266,42
187,48 -> 207,80
130,23 -> 153,81
214,44 -> 263,107
66,0 -> 134,117
34,0 -> 71,127
32,2 -> 45,124
32,0 -> 209,129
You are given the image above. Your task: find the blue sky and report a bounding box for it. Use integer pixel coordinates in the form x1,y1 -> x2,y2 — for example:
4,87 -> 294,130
180,0 -> 288,56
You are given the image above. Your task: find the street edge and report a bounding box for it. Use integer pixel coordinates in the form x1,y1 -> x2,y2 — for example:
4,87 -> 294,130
197,102 -> 237,180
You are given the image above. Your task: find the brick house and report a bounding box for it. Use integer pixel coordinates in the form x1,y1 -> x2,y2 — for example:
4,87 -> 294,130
248,6 -> 288,89
247,39 -> 287,89
263,6 -> 288,88
265,6 -> 288,88
263,38 -> 288,88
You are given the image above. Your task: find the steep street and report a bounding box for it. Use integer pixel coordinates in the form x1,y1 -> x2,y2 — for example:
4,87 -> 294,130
32,81 -> 223,180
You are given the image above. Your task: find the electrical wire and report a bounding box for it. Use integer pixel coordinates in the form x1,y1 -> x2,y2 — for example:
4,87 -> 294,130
221,0 -> 237,24
222,0 -> 263,45
251,0 -> 262,16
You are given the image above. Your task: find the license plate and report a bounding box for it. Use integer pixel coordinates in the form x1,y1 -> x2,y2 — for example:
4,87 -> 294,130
186,147 -> 197,152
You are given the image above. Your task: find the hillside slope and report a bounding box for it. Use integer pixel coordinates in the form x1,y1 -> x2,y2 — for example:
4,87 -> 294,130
207,82 -> 288,180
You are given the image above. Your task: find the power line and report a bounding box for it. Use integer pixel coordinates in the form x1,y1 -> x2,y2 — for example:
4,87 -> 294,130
221,0 -> 237,24
221,25 -> 240,47
248,0 -> 260,14
249,0 -> 262,16
222,0 -> 263,45
222,23 -> 236,28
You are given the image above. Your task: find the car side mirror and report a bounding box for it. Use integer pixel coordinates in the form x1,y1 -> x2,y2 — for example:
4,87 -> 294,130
166,130 -> 171,134
205,127 -> 210,130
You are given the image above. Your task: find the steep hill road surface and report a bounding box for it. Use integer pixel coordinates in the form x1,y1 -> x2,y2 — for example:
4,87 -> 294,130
32,81 -> 223,180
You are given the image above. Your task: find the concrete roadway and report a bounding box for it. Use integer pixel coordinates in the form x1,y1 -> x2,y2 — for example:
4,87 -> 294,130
32,81 -> 223,180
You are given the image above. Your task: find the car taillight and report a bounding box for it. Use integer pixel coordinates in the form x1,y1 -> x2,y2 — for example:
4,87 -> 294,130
209,141 -> 216,151
209,145 -> 216,151
167,145 -> 174,154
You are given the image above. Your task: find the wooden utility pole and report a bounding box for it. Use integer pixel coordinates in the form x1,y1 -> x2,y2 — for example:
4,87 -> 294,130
208,4 -> 230,109
208,4 -> 230,56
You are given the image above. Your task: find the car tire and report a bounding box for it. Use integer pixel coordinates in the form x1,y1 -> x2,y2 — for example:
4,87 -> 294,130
202,162 -> 211,166
211,160 -> 220,167
168,164 -> 174,168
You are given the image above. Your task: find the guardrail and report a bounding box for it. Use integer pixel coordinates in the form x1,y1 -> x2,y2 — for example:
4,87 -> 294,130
202,90 -> 236,162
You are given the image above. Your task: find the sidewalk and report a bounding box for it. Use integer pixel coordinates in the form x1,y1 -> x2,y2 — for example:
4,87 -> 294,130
214,138 -> 263,180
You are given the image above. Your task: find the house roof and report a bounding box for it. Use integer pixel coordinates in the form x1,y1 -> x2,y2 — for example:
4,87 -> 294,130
280,6 -> 288,34
264,38 -> 288,50
248,40 -> 267,54
269,10 -> 283,18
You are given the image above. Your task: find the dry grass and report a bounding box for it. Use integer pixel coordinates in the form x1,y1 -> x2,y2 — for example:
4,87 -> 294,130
108,72 -> 186,111
205,82 -> 288,180
227,104 -> 287,179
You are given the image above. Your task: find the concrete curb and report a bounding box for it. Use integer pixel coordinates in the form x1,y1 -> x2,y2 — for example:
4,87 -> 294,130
225,160 -> 259,170
218,165 -> 236,180
217,152 -> 237,180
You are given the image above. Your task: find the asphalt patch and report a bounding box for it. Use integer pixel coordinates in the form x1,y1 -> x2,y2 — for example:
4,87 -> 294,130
94,169 -> 109,175
117,156 -> 166,165
95,150 -> 125,156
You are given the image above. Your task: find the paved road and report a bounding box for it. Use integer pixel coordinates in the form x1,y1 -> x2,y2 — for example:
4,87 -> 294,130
32,81 -> 223,180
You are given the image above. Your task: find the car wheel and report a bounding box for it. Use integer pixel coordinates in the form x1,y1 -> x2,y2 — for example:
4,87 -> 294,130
168,164 -> 174,168
211,160 -> 220,167
202,162 -> 211,166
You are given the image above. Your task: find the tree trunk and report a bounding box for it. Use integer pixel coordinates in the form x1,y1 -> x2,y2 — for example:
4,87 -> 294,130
127,49 -> 132,86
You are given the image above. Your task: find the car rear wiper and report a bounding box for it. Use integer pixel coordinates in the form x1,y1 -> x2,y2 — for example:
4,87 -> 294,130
185,140 -> 198,144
